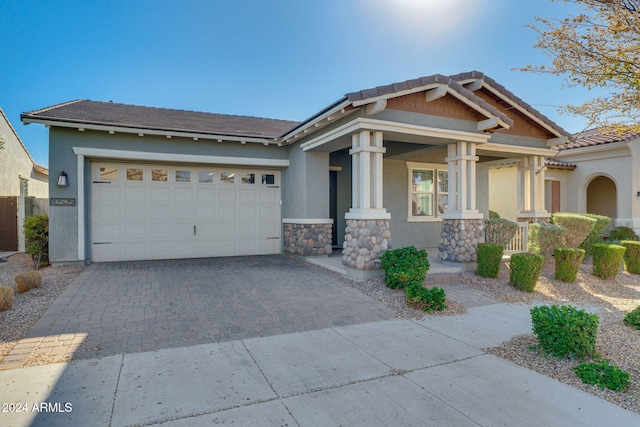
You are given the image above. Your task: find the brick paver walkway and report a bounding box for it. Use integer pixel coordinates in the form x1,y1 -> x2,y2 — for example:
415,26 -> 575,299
1,256 -> 394,368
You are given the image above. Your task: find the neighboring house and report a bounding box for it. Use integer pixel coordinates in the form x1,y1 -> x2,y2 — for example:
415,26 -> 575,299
489,129 -> 640,235
21,71 -> 570,279
0,108 -> 49,251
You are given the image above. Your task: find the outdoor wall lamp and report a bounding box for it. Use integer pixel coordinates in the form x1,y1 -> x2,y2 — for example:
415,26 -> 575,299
57,171 -> 69,187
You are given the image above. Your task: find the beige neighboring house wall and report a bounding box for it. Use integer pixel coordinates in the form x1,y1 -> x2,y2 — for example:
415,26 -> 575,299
0,108 -> 49,251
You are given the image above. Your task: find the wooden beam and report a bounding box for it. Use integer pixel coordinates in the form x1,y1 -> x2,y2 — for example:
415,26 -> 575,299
425,85 -> 447,102
477,117 -> 500,131
365,99 -> 387,115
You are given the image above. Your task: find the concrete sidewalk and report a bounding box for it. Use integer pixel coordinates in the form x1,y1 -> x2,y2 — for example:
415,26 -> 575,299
1,302 -> 638,426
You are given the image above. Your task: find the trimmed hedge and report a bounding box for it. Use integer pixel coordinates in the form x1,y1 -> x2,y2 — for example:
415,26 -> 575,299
509,253 -> 544,292
624,306 -> 640,331
530,305 -> 599,359
609,226 -> 639,242
551,213 -> 596,249
485,218 -> 518,247
554,248 -> 585,282
592,243 -> 626,279
621,240 -> 640,274
405,283 -> 447,312
379,246 -> 430,289
528,222 -> 566,257
476,243 -> 504,278
578,214 -> 611,258
23,214 -> 49,269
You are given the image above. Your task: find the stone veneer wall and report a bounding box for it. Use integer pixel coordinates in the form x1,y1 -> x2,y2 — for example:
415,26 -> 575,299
342,219 -> 390,270
283,223 -> 333,256
438,218 -> 485,262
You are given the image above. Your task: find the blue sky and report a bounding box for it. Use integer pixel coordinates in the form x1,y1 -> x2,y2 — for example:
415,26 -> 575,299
1,0 -> 596,167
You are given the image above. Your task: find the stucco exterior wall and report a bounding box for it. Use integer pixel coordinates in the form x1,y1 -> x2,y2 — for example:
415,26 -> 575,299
488,165 -> 518,220
282,143 -> 329,220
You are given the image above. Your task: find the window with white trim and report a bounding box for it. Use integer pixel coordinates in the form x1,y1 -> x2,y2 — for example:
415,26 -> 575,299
407,162 -> 448,221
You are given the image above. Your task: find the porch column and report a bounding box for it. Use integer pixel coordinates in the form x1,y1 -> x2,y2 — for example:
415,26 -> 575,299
342,131 -> 391,278
438,141 -> 484,262
516,155 -> 551,223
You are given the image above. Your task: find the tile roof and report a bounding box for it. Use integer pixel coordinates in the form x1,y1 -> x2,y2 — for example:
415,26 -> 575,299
558,128 -> 640,150
21,100 -> 300,139
545,158 -> 576,169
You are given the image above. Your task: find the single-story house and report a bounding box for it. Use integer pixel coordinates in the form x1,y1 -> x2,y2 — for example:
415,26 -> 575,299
21,71 -> 570,279
0,108 -> 49,252
489,129 -> 640,235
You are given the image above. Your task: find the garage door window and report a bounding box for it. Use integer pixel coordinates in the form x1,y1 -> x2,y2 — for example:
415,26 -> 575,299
175,170 -> 191,183
242,173 -> 255,184
220,172 -> 235,184
262,174 -> 275,185
152,169 -> 168,182
198,171 -> 215,183
126,168 -> 144,181
100,167 -> 119,181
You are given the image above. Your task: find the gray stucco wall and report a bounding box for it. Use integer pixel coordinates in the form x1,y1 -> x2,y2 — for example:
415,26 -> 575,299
48,127 -> 291,263
282,143 -> 329,219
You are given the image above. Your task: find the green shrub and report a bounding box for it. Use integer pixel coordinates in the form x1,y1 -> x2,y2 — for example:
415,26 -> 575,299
379,246 -> 430,289
527,222 -> 566,257
0,285 -> 14,312
509,253 -> 544,292
551,213 -> 596,248
489,210 -> 500,219
476,243 -> 504,278
609,226 -> 639,242
405,283 -> 447,312
574,361 -> 630,390
530,305 -> 599,359
23,214 -> 49,270
621,240 -> 640,274
592,243 -> 625,279
578,214 -> 611,258
554,248 -> 585,282
624,306 -> 640,331
485,218 -> 518,247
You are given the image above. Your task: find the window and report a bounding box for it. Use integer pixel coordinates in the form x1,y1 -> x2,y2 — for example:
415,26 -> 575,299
151,169 -> 168,182
175,170 -> 191,183
407,163 -> 448,220
99,167 -> 119,181
126,168 -> 144,181
198,171 -> 214,183
220,172 -> 235,184
241,173 -> 255,184
262,174 -> 275,185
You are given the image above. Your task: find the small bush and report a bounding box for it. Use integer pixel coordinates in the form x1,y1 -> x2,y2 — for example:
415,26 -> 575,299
509,253 -> 544,292
0,286 -> 14,311
379,246 -> 430,289
485,218 -> 518,247
476,243 -> 504,278
15,271 -> 42,294
574,361 -> 630,391
554,248 -> 586,282
530,305 -> 599,359
489,210 -> 500,219
405,283 -> 447,312
624,306 -> 640,331
23,214 -> 49,269
621,240 -> 640,274
578,214 -> 611,258
609,226 -> 639,242
551,213 -> 596,248
592,243 -> 625,279
527,222 -> 566,257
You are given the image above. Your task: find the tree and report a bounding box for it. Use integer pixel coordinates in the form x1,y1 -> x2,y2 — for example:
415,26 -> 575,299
521,0 -> 640,133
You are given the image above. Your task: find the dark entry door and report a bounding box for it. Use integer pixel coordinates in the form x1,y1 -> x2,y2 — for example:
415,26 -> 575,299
0,197 -> 18,251
329,170 -> 338,247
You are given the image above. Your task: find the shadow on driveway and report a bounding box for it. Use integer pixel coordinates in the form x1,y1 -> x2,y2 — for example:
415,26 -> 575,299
26,255 -> 394,360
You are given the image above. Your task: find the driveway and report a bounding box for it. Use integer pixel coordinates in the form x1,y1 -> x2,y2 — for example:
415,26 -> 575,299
9,255 -> 393,362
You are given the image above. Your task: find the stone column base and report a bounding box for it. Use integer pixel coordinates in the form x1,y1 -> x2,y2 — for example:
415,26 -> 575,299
283,222 -> 333,256
438,218 -> 485,262
342,219 -> 390,270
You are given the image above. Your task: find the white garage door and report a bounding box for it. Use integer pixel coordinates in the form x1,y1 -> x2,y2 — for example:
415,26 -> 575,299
90,162 -> 281,262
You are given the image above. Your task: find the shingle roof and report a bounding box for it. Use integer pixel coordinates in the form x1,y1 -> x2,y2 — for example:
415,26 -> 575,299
21,100 -> 300,139
558,128 -> 640,150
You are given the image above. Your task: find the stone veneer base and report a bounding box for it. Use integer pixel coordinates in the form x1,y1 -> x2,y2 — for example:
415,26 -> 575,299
438,218 -> 485,262
342,219 -> 391,270
283,223 -> 333,256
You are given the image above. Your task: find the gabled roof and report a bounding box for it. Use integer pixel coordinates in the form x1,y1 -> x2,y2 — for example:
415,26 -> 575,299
545,158 -> 576,170
21,100 -> 300,141
558,128 -> 640,151
0,107 -> 48,175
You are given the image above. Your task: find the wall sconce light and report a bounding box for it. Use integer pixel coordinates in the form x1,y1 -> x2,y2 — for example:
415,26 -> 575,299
57,171 -> 69,187
637,191 -> 640,197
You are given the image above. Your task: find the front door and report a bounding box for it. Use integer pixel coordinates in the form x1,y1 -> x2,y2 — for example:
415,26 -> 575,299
329,170 -> 338,247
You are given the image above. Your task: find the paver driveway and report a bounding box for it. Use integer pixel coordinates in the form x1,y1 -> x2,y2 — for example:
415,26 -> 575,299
22,256 -> 393,360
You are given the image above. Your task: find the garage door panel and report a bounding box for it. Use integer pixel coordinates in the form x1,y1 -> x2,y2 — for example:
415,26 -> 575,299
91,163 -> 281,262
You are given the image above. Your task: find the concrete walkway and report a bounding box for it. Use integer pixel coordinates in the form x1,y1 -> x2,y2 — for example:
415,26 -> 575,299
1,302 -> 639,426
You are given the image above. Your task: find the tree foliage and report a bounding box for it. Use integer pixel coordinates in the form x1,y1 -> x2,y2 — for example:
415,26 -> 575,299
522,0 -> 640,133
